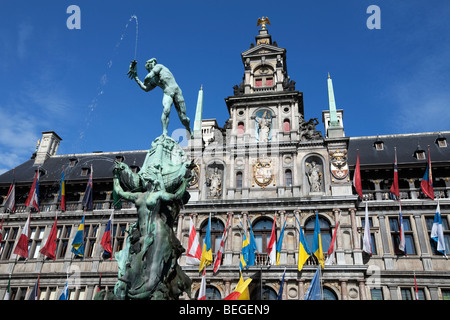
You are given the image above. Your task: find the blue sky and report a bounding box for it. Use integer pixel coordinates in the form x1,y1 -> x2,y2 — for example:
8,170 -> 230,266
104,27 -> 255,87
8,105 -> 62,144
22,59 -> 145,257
1,0 -> 450,173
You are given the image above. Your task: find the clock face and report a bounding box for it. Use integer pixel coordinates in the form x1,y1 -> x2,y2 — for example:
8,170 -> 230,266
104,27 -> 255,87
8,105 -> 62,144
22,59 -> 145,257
189,164 -> 200,188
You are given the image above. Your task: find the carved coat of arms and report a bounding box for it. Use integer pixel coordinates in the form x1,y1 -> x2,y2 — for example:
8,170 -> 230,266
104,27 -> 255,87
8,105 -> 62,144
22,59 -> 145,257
253,158 -> 274,188
329,149 -> 349,180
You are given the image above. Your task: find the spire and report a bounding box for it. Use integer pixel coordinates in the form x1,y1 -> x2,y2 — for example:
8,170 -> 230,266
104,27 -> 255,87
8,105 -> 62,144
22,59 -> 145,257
193,85 -> 204,139
327,73 -> 339,127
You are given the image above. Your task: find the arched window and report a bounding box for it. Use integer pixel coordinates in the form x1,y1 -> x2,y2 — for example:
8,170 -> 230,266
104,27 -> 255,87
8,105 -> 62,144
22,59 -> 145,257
196,285 -> 222,300
250,285 -> 278,300
253,218 -> 274,254
304,215 -> 332,261
283,119 -> 290,132
238,122 -> 245,134
323,287 -> 338,300
285,169 -> 292,187
200,218 -> 225,255
236,171 -> 243,188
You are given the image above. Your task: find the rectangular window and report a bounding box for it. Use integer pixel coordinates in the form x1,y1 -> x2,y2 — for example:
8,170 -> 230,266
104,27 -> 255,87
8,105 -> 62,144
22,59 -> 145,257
255,79 -> 262,87
425,215 -> 450,255
442,289 -> 450,300
401,288 -> 413,300
265,78 -> 273,86
371,288 -> 383,300
389,216 -> 416,255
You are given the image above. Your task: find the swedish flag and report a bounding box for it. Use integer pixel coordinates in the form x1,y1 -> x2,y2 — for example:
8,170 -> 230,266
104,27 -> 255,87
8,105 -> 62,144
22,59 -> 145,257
71,215 -> 85,258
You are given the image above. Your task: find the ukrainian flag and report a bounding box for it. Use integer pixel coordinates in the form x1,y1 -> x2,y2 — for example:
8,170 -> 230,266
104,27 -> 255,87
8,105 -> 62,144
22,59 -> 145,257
312,212 -> 324,269
71,215 -> 85,258
297,222 -> 311,271
240,231 -> 250,270
199,214 -> 213,271
276,218 -> 286,265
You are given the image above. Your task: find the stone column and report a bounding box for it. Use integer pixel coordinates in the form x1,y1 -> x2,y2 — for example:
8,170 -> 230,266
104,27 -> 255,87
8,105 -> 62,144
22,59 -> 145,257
349,207 -> 363,264
413,213 -> 432,270
358,279 -> 367,300
340,279 -> 348,300
297,279 -> 305,300
224,279 -> 231,297
333,208 -> 345,265
378,213 -> 394,270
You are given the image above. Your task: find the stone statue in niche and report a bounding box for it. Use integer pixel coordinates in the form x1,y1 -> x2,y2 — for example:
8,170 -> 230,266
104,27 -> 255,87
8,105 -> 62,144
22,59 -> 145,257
206,166 -> 222,197
306,160 -> 323,193
256,110 -> 272,143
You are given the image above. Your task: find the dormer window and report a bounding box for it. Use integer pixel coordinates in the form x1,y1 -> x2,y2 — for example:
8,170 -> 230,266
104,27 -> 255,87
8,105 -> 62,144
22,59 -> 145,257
413,145 -> 426,160
436,133 -> 447,148
81,167 -> 91,176
116,155 -> 125,162
69,157 -> 78,167
373,137 -> 384,151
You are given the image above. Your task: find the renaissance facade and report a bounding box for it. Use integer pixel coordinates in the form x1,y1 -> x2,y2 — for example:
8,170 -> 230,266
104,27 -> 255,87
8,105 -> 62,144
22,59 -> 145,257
0,23 -> 449,301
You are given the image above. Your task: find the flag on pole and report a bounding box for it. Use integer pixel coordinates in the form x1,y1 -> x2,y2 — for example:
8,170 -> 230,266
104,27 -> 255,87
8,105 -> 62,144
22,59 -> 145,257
325,214 -> 340,265
28,275 -> 40,300
353,150 -> 363,199
414,272 -> 419,300
71,214 -> 85,258
431,201 -> 447,258
59,280 -> 69,300
313,212 -> 324,269
4,182 -> 15,213
240,229 -> 250,270
186,216 -> 202,266
267,217 -> 277,265
390,147 -> 400,199
276,218 -> 286,265
248,220 -> 258,267
198,269 -> 206,300
25,170 -> 39,212
0,216 -> 3,257
13,213 -> 31,258
213,214 -> 231,273
362,202 -> 372,256
101,211 -> 114,257
39,213 -> 58,260
82,166 -> 93,211
398,204 -> 406,255
59,168 -> 66,212
277,268 -> 286,300
4,278 -> 10,300
420,147 -> 434,200
304,266 -> 322,300
296,216 -> 311,271
224,272 -> 252,300
199,214 -> 213,271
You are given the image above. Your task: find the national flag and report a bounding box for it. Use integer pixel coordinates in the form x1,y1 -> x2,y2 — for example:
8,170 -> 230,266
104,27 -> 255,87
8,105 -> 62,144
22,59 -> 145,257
421,147 -> 434,200
198,269 -> 206,300
59,168 -> 66,212
312,211 -> 324,268
101,211 -> 114,257
240,229 -> 250,270
71,214 -> 85,258
389,147 -> 399,199
82,166 -> 93,210
414,272 -> 419,300
431,201 -> 447,258
362,202 -> 372,256
97,273 -> 102,293
213,214 -> 231,273
276,218 -> 286,265
353,150 -> 363,199
4,183 -> 15,213
304,266 -> 322,300
13,213 -> 31,258
325,214 -> 340,265
28,275 -> 40,300
199,214 -> 213,271
186,216 -> 202,265
25,170 -> 39,212
398,204 -> 406,255
277,268 -> 286,300
4,278 -> 10,300
59,280 -> 69,300
224,272 -> 252,300
0,216 -> 3,256
296,216 -> 311,271
248,220 -> 258,267
267,217 -> 277,265
39,213 -> 58,260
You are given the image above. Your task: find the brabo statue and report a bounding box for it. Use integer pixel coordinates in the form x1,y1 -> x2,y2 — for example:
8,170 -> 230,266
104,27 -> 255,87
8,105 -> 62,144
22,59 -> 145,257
96,59 -> 194,300
127,58 -> 192,137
